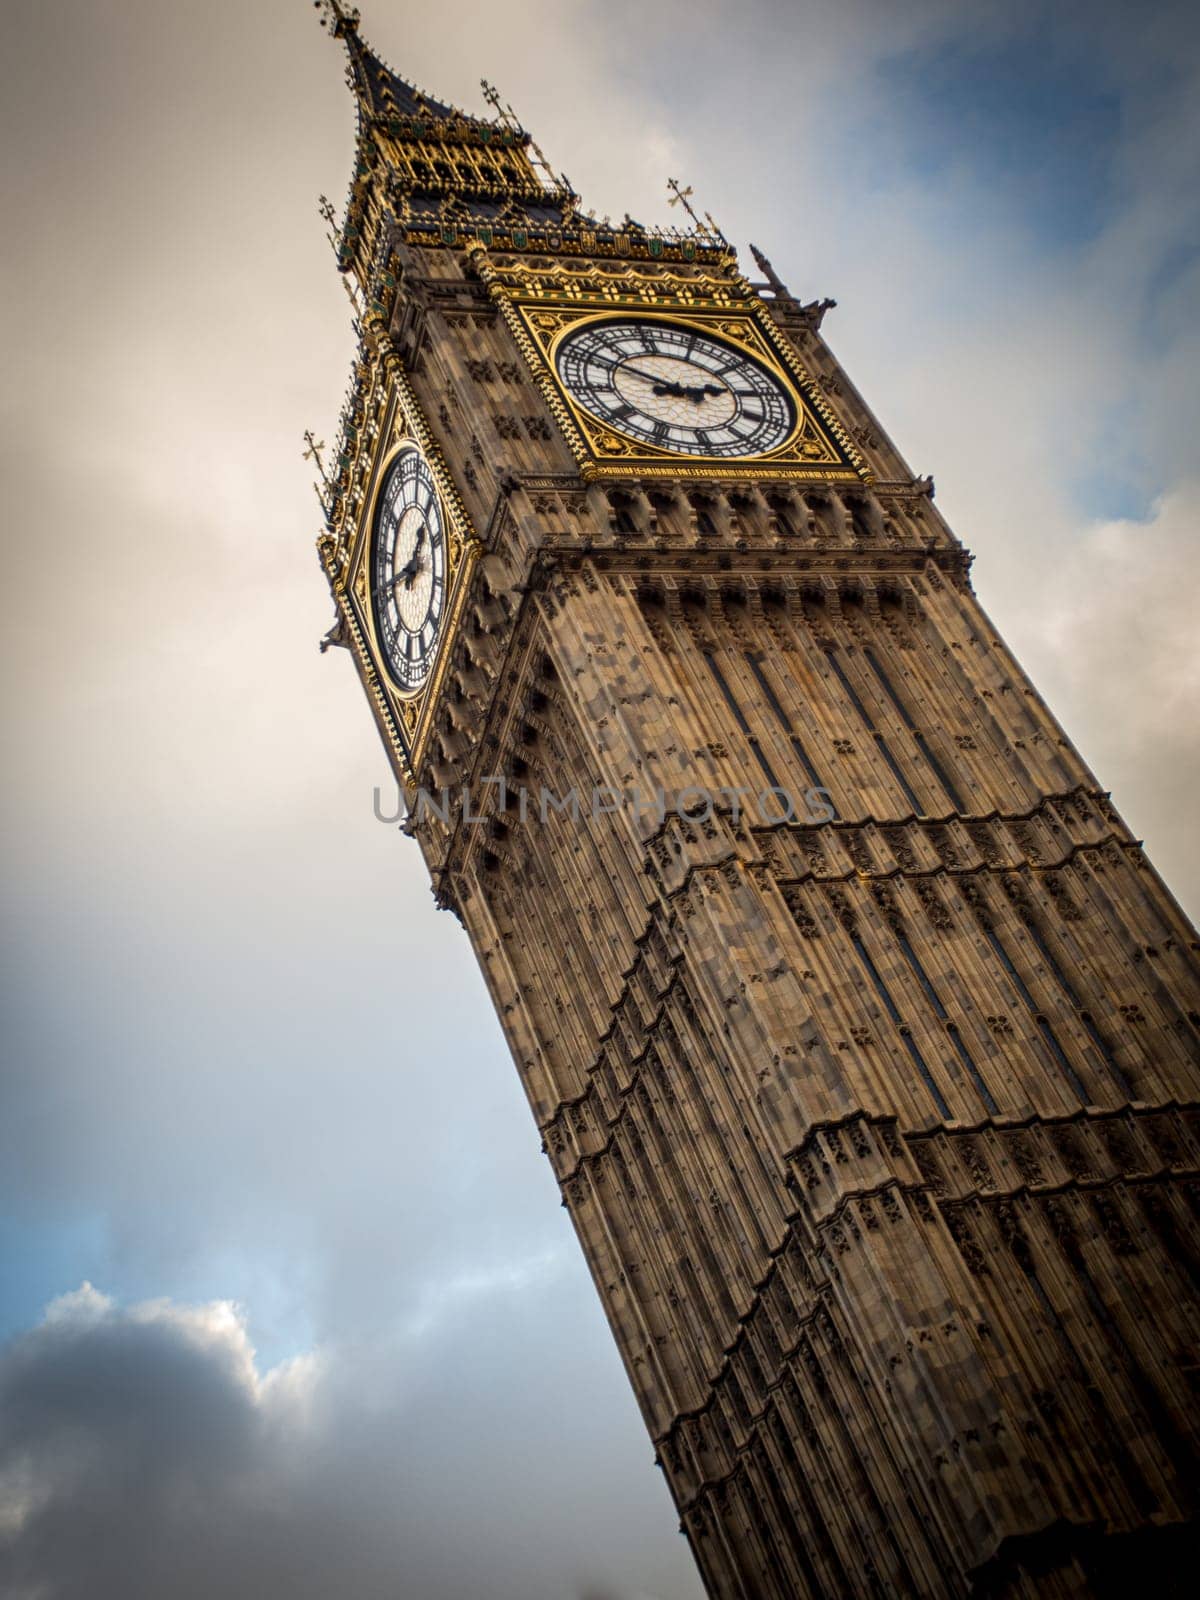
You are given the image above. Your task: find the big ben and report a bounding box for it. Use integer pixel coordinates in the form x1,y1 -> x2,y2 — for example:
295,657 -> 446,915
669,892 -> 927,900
311,5 -> 1200,1595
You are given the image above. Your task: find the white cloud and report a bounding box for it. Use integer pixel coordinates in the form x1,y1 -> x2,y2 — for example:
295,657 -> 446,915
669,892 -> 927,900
1001,483 -> 1200,906
41,1284 -> 112,1327
1034,486 -> 1200,739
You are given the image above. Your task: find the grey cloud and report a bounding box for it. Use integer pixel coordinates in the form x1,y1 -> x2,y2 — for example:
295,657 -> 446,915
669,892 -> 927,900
0,1285 -> 700,1600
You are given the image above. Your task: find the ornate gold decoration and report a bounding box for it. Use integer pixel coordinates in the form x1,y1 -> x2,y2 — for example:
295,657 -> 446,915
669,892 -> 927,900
328,318 -> 482,777
468,245 -> 868,484
480,253 -> 742,310
316,538 -> 413,782
592,428 -> 637,458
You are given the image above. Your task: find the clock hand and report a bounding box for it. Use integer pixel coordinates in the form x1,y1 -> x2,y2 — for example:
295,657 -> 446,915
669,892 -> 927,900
620,364 -> 675,386
390,525 -> 429,588
618,366 -> 726,404
620,366 -> 694,398
668,382 -> 726,404
647,378 -> 724,404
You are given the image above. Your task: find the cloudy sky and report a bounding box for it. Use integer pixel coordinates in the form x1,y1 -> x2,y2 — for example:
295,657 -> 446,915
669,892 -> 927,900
1,1 -> 1197,1595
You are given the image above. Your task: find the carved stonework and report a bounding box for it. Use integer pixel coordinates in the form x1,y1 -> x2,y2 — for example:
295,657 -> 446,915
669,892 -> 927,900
314,17 -> 1200,1597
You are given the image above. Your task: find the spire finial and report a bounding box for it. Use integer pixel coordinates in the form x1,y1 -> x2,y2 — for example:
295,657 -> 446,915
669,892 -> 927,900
480,79 -> 520,129
318,194 -> 341,255
667,178 -> 723,243
302,429 -> 330,487
749,244 -> 789,296
314,1 -> 360,37
666,178 -> 696,222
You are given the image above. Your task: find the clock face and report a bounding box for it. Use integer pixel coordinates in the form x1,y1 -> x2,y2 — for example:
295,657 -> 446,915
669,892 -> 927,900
371,446 -> 447,693
555,318 -> 796,458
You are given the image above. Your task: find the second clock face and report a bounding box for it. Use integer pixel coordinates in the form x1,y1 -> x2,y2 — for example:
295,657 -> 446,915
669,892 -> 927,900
555,318 -> 796,458
371,446 -> 446,694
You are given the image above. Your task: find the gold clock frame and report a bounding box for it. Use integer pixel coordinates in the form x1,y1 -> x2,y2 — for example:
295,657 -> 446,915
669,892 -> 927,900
544,307 -> 859,480
356,438 -> 453,694
335,382 -> 480,781
470,245 -> 869,485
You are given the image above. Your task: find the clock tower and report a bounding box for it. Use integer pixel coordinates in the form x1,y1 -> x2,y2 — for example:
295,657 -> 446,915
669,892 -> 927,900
313,7 -> 1200,1595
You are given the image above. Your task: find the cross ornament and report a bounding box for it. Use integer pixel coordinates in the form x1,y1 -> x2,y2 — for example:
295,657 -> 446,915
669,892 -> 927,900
302,430 -> 330,486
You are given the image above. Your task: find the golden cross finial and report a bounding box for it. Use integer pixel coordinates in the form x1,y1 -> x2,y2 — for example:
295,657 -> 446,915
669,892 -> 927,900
668,180 -> 723,241
667,176 -> 718,239
480,79 -> 520,129
302,430 -> 330,486
318,194 -> 341,254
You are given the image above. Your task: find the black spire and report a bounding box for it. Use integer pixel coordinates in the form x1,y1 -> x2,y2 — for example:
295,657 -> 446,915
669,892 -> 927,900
315,1 -> 480,127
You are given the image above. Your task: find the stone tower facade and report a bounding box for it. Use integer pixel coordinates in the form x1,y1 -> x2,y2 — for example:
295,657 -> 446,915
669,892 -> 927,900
313,8 -> 1200,1595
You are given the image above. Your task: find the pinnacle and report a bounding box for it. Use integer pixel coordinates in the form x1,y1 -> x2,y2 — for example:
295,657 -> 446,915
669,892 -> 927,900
314,2 -> 483,128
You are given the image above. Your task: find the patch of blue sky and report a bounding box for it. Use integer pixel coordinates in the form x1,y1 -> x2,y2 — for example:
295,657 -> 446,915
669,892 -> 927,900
871,35 -> 1124,251
0,1212 -> 111,1345
1139,235 -> 1200,353
0,1215 -> 313,1370
1069,466 -> 1157,526
1066,397 -> 1161,524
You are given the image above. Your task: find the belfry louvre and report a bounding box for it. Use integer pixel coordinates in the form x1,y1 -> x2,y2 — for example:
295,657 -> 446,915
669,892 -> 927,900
312,6 -> 1200,1594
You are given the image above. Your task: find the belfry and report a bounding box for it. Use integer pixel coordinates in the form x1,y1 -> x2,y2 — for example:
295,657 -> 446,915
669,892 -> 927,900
312,6 -> 1200,1594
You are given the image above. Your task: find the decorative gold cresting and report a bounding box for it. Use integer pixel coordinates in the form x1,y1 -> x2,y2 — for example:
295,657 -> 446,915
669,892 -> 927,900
470,246 -> 869,484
